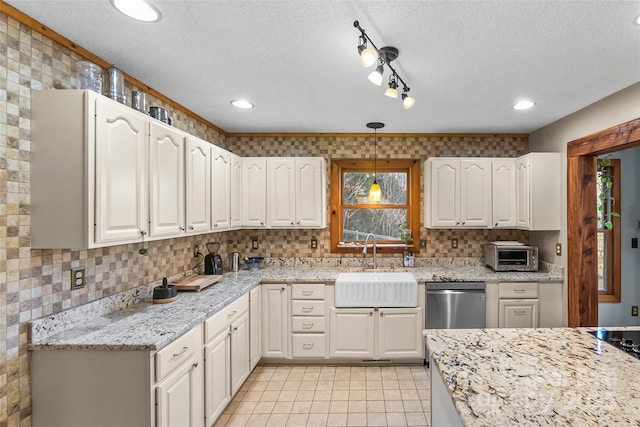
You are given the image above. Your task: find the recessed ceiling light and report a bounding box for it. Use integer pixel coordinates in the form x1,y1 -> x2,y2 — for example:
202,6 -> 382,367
513,100 -> 535,110
111,0 -> 162,23
231,100 -> 255,109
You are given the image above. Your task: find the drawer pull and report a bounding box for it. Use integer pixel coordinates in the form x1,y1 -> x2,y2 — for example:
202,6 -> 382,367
302,343 -> 314,349
301,290 -> 314,296
301,323 -> 314,329
227,310 -> 237,318
173,346 -> 189,358
301,307 -> 314,313
514,310 -> 526,315
513,289 -> 525,293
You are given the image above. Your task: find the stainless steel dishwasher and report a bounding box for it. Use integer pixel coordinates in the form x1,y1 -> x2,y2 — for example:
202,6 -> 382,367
426,282 -> 486,329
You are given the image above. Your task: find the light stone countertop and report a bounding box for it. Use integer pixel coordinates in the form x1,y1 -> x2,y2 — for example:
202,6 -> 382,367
424,327 -> 640,426
29,263 -> 562,352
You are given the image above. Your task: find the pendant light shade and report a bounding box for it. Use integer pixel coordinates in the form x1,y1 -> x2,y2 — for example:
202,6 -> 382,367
360,48 -> 379,68
366,122 -> 385,203
402,91 -> 416,109
384,74 -> 399,98
367,61 -> 384,86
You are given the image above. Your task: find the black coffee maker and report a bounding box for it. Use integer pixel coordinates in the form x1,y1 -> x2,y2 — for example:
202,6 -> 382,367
204,242 -> 224,275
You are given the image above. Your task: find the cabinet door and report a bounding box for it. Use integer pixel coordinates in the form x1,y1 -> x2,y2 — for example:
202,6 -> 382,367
242,158 -> 267,227
296,158 -> 326,227
499,299 -> 539,328
150,122 -> 186,237
267,158 -> 296,227
492,159 -> 516,228
156,352 -> 204,427
211,145 -> 231,231
261,284 -> 289,358
230,154 -> 243,229
428,159 -> 459,227
94,97 -> 148,243
329,308 -> 375,359
204,327 -> 231,425
249,286 -> 262,370
515,156 -> 530,229
186,137 -> 211,234
459,159 -> 491,227
230,311 -> 250,395
378,308 -> 424,359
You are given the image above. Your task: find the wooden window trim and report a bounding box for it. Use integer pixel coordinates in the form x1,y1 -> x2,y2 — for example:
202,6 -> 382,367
330,159 -> 420,254
597,159 -> 621,303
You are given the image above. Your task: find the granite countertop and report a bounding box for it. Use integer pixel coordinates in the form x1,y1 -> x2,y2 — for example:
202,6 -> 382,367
29,264 -> 562,352
424,328 -> 640,426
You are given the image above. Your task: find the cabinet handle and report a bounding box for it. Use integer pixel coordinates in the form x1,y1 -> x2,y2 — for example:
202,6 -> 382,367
172,346 -> 189,358
140,230 -> 147,236
380,312 -> 384,317
301,290 -> 314,296
233,326 -> 238,332
192,362 -> 199,368
513,289 -> 525,293
301,307 -> 314,313
214,224 -> 218,228
302,343 -> 314,349
462,221 -> 465,225
179,225 -> 186,231
281,287 -> 286,292
514,310 -> 526,315
260,222 -> 264,226
302,323 -> 314,329
227,310 -> 237,318
369,311 -> 373,316
189,225 -> 194,230
296,221 -> 300,225
291,222 -> 294,225
495,222 -> 498,227
456,222 -> 460,225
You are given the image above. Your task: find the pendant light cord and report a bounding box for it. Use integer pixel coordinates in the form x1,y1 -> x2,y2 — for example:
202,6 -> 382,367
374,128 -> 377,180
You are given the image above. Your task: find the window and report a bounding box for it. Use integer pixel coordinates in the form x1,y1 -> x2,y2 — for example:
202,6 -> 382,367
597,158 -> 621,302
330,159 -> 420,253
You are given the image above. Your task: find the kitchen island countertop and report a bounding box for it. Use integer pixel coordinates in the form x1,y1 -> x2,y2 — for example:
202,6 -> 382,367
424,327 -> 640,426
29,264 -> 562,352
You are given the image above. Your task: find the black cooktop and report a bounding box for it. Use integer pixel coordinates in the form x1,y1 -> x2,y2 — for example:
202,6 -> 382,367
591,329 -> 640,360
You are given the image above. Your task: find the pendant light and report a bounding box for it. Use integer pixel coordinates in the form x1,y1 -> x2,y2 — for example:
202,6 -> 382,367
367,122 -> 385,203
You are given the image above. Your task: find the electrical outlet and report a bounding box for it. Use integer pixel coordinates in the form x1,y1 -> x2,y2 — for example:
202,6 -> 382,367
311,238 -> 318,249
194,245 -> 200,257
632,306 -> 638,317
556,243 -> 562,256
451,238 -> 458,249
251,238 -> 259,250
71,267 -> 86,290
420,239 -> 427,249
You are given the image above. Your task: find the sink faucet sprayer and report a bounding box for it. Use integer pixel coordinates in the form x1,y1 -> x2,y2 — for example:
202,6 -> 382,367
362,233 -> 377,269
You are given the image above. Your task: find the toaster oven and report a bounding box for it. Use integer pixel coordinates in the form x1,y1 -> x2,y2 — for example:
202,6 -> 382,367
483,242 -> 538,272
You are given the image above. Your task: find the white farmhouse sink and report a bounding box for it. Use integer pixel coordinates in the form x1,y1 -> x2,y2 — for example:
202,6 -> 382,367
334,272 -> 418,308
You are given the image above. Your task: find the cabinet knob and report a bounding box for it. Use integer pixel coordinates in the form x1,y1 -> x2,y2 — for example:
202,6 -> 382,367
296,221 -> 300,225
189,225 -> 194,230
260,222 -> 264,226
192,362 -> 199,368
456,222 -> 460,225
214,224 -> 218,228
179,225 -> 186,231
140,230 -> 147,236
462,221 -> 465,225
495,222 -> 498,227
233,326 -> 238,332
291,222 -> 294,225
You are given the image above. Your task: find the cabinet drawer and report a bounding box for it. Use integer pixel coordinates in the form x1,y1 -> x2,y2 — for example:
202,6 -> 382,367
156,324 -> 202,382
291,283 -> 325,300
291,300 -> 325,316
291,316 -> 325,333
498,282 -> 538,299
292,334 -> 326,358
205,294 -> 249,342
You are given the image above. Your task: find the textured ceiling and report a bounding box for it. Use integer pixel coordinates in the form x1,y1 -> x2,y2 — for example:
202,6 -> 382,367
6,0 -> 640,134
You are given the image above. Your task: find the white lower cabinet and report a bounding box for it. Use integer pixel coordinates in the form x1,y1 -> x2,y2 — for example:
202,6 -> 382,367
290,283 -> 327,358
329,307 -> 423,360
261,284 -> 289,358
498,299 -> 539,328
249,286 -> 262,370
204,295 -> 250,426
485,281 -> 564,328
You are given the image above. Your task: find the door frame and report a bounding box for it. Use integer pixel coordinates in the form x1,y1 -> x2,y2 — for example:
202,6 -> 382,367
566,117 -> 640,326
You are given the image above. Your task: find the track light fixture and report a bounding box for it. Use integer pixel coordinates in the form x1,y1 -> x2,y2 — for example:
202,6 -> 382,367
354,20 -> 415,109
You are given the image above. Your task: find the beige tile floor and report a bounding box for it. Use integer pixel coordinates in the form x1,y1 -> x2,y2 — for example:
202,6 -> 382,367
214,365 -> 431,427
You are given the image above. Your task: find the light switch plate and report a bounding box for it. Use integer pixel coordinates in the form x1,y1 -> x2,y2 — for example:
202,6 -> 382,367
555,243 -> 562,256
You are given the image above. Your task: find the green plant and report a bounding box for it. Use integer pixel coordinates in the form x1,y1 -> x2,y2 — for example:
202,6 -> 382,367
597,157 -> 620,229
397,221 -> 413,244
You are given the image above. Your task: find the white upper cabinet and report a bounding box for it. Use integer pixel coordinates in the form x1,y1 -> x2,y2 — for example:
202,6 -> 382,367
491,159 -> 516,228
242,158 -> 267,227
230,153 -> 243,229
186,136 -> 212,234
425,158 -> 491,228
31,90 -> 149,249
149,121 -> 186,237
266,157 -> 326,228
211,145 -> 231,231
94,96 -> 149,244
516,153 -> 561,230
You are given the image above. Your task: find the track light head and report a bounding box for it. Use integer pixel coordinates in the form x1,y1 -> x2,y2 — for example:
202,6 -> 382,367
368,61 -> 384,86
384,74 -> 398,98
402,88 -> 416,109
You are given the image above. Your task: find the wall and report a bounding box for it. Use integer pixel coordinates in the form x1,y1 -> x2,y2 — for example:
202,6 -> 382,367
0,10 -> 532,427
529,82 -> 640,328
597,148 -> 640,327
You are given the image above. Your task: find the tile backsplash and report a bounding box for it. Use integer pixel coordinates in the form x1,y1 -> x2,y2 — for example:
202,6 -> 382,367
0,10 -> 527,427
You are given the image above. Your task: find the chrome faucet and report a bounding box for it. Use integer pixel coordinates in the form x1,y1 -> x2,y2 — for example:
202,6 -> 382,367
362,233 -> 377,269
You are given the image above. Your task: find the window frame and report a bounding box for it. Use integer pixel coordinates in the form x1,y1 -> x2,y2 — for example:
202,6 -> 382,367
597,158 -> 621,303
330,159 -> 420,254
